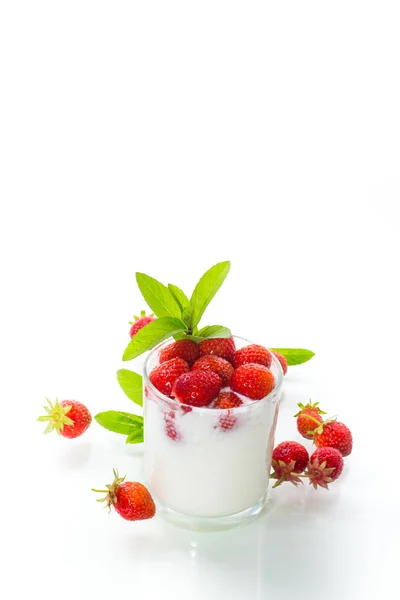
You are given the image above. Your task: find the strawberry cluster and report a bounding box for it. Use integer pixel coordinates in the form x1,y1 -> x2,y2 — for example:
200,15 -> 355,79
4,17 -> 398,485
148,340 -> 287,439
270,401 -> 353,490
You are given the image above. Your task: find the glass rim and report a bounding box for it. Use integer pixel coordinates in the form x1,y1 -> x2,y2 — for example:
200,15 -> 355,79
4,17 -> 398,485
143,334 -> 283,413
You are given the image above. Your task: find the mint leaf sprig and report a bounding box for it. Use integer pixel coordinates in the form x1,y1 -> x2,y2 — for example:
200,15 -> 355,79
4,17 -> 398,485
122,261 -> 232,361
95,369 -> 144,443
116,369 -> 143,406
94,411 -> 144,445
95,260 -> 316,442
270,348 -> 315,366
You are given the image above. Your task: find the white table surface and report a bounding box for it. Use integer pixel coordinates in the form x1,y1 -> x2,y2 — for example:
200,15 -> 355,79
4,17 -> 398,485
1,3 -> 400,599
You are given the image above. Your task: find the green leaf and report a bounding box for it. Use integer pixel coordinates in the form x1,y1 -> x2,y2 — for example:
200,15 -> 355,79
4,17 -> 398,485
187,261 -> 230,328
116,369 -> 143,406
122,316 -> 187,361
95,411 -> 143,435
168,284 -> 189,312
136,273 -> 181,318
270,348 -> 315,366
126,428 -> 144,444
196,325 -> 232,339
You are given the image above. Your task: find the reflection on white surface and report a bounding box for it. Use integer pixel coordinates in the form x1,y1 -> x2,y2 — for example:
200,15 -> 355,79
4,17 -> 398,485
57,440 -> 92,469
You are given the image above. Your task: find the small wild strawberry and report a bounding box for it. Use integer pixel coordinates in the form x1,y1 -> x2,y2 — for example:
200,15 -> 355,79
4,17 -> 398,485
314,420 -> 353,456
294,400 -> 326,439
129,310 -> 155,338
159,339 -> 200,366
93,469 -> 156,521
307,447 -> 344,489
214,391 -> 243,430
164,411 -> 181,441
149,358 -> 189,397
271,350 -> 288,375
270,441 -> 309,487
37,398 -> 92,438
199,337 -> 236,363
172,371 -> 222,407
192,355 -> 234,386
214,391 -> 243,409
231,363 -> 275,400
232,344 -> 272,369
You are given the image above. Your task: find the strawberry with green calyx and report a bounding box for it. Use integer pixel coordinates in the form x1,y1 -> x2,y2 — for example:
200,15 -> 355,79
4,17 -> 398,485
38,398 -> 92,438
306,447 -> 344,489
92,469 -> 156,521
294,400 -> 326,439
270,441 -> 309,488
313,420 -> 353,457
129,310 -> 155,338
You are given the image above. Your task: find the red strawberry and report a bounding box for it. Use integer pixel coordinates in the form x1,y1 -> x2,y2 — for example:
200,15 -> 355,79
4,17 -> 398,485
164,411 -> 181,441
314,421 -> 353,456
192,355 -> 234,386
270,441 -> 309,487
271,350 -> 288,375
159,339 -> 200,366
214,391 -> 243,409
233,344 -> 272,369
129,311 -> 155,338
294,401 -> 326,439
149,358 -> 189,397
93,469 -> 156,521
306,447 -> 344,489
37,398 -> 92,438
214,391 -> 243,430
172,371 -> 222,407
231,363 -> 275,400
199,337 -> 236,363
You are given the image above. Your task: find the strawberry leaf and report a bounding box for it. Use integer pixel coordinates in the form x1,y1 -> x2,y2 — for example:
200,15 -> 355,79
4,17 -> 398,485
116,369 -> 143,406
95,411 -> 143,435
136,273 -> 181,319
168,284 -> 189,312
196,325 -> 232,339
186,261 -> 230,328
270,348 -> 315,365
123,316 -> 187,360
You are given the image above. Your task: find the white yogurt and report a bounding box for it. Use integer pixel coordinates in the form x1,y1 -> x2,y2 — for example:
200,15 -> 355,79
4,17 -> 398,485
144,384 -> 280,517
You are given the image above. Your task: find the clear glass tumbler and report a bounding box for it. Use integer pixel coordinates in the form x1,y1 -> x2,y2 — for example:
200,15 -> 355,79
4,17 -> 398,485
143,336 -> 283,531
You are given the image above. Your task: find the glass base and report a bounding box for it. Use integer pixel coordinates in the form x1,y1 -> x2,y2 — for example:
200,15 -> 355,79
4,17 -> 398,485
154,492 -> 268,532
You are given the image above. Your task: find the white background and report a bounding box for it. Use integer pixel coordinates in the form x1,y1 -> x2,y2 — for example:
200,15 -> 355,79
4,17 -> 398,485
1,2 -> 399,599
